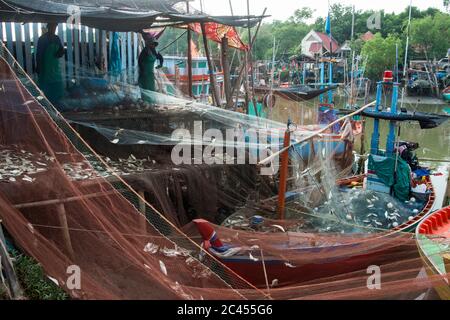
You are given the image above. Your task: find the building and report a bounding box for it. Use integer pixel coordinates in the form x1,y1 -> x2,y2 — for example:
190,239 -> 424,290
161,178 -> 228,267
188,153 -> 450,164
300,30 -> 340,58
360,31 -> 375,42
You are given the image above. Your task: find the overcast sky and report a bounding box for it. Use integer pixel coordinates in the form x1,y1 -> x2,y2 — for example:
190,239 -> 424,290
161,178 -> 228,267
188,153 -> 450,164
191,0 -> 447,21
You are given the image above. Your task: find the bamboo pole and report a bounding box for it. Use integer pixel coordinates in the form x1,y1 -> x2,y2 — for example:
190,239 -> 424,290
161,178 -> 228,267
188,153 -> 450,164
0,221 -> 22,299
277,127 -> 291,220
222,36 -> 232,108
258,100 -> 376,166
200,22 -> 221,107
230,8 -> 267,106
13,190 -> 118,209
56,204 -> 75,260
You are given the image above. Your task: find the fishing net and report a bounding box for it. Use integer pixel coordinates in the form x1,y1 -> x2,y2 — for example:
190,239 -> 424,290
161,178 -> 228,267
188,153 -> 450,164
0,41 -> 449,300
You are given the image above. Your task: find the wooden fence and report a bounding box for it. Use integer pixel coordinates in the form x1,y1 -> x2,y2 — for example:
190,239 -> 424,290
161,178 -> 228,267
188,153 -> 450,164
0,22 -> 141,86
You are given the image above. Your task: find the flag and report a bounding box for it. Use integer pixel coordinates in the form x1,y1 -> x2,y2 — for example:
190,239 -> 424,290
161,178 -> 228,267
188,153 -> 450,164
325,14 -> 331,35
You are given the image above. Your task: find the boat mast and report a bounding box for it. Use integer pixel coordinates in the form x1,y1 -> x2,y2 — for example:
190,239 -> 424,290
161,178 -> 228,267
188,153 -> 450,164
186,0 -> 193,98
247,0 -> 258,116
349,5 -> 356,108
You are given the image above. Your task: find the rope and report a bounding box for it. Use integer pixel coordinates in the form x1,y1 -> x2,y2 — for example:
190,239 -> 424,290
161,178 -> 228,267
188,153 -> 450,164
159,30 -> 187,52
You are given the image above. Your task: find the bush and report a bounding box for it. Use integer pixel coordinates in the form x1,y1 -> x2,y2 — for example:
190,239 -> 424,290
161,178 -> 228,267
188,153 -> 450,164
12,251 -> 69,300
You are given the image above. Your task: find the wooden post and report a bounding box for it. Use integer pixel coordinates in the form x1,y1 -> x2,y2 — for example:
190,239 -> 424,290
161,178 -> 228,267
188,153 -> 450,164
186,0 -> 193,98
0,221 -> 22,299
174,65 -> 180,89
14,23 -> 24,68
277,127 -> 291,220
24,24 -> 32,74
200,23 -> 221,107
229,9 -> 267,108
55,204 -> 75,260
221,36 -> 232,108
246,0 -> 258,116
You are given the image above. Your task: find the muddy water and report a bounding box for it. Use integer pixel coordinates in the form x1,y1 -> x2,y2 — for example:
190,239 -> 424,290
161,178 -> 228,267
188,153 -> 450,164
268,95 -> 450,161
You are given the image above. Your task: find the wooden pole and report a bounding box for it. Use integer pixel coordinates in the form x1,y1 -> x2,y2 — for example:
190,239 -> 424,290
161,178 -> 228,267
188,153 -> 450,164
230,8 -> 267,107
222,36 -> 232,108
277,127 -> 291,220
200,23 -> 221,107
56,204 -> 75,260
0,221 -> 22,299
186,1 -> 193,97
246,0 -> 258,116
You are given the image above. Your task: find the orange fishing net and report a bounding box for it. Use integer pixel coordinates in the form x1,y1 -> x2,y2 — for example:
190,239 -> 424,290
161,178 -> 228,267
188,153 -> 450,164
0,42 -> 448,300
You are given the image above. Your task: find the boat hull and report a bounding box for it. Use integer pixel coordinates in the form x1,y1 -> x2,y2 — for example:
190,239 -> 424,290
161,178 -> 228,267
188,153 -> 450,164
416,206 -> 450,300
417,244 -> 450,300
212,242 -> 410,288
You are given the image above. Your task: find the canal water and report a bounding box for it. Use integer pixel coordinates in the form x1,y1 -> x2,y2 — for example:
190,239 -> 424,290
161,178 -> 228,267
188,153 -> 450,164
269,95 -> 450,161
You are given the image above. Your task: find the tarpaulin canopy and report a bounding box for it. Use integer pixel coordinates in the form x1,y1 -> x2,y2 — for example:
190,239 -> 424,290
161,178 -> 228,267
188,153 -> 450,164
0,0 -> 266,31
183,23 -> 249,51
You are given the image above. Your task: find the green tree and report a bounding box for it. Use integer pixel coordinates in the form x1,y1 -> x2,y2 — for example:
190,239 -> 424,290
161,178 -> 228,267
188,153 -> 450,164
289,7 -> 314,23
361,33 -> 404,80
410,12 -> 450,61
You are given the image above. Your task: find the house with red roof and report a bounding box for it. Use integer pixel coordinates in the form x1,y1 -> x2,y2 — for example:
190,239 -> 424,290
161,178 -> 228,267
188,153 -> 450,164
360,31 -> 375,42
301,30 -> 340,58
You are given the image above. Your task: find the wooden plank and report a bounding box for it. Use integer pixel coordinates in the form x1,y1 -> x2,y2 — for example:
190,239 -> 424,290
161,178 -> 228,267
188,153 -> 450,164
13,190 -> 118,209
32,23 -> 39,73
95,28 -> 100,68
14,23 -> 24,68
73,27 -> 80,77
0,221 -> 22,299
133,32 -> 138,68
108,31 -> 113,68
55,204 -> 75,260
101,30 -> 107,71
5,23 -> 14,60
66,26 -> 73,80
127,32 -> 132,69
120,32 -> 126,71
24,24 -> 32,74
57,24 -> 66,88
88,27 -> 94,68
80,25 -> 87,68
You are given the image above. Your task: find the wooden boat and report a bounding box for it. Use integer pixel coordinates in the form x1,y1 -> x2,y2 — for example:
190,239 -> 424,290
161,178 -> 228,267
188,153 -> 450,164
254,85 -> 337,102
416,206 -> 450,300
193,218 -> 420,287
360,109 -> 449,129
191,175 -> 439,288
